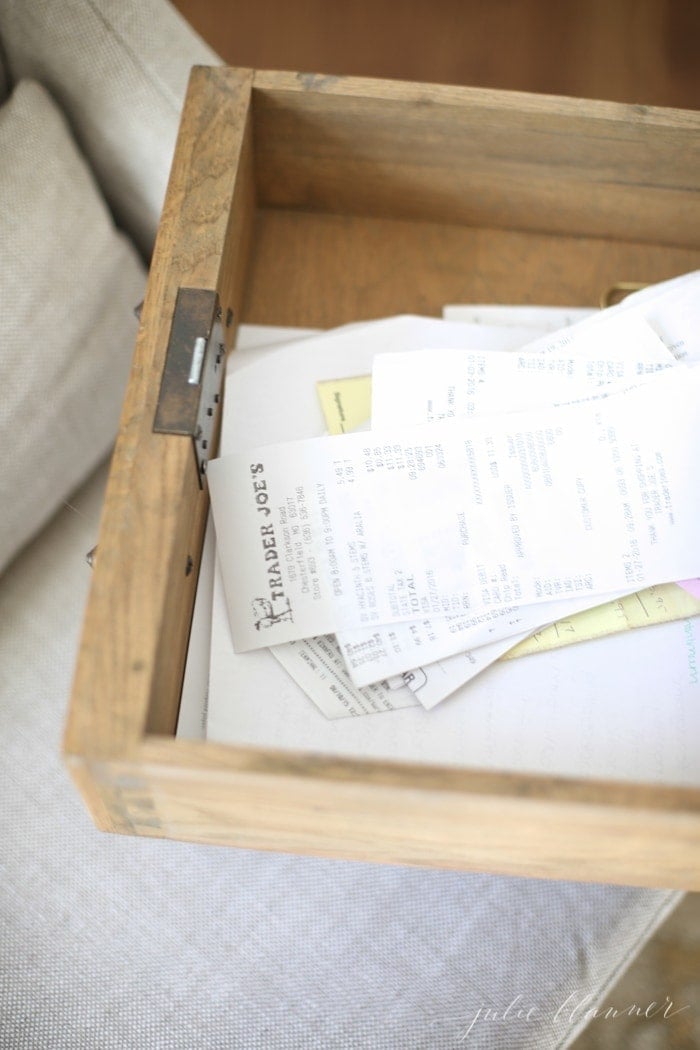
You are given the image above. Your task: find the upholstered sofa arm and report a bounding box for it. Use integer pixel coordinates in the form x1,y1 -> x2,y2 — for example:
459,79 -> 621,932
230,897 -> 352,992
0,0 -> 219,257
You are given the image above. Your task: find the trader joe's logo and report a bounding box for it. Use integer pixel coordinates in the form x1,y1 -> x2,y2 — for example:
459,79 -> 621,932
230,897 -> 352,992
251,596 -> 294,631
249,461 -> 294,631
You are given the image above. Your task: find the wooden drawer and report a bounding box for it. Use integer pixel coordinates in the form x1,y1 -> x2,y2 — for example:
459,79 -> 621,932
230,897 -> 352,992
65,66 -> 700,888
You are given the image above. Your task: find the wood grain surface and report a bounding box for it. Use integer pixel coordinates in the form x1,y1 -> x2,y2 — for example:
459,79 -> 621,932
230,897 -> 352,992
173,0 -> 700,110
65,67 -> 255,818
251,72 -> 700,247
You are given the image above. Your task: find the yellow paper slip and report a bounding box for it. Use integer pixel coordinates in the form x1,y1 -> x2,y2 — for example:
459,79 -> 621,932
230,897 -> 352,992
317,374 -> 372,435
501,584 -> 700,659
317,374 -> 700,656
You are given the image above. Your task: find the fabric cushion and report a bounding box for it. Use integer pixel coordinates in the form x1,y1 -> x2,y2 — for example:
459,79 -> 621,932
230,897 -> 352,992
0,461 -> 683,1049
0,0 -> 218,256
0,79 -> 145,574
0,37 -> 7,103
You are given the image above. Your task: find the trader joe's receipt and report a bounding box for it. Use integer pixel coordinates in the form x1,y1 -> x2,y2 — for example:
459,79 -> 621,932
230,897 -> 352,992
208,366 -> 700,653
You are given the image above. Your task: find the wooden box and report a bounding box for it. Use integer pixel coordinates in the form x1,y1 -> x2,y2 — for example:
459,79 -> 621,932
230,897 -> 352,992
65,66 -> 700,889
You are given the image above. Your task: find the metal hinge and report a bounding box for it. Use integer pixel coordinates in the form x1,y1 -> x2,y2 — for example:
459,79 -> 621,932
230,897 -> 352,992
153,287 -> 226,487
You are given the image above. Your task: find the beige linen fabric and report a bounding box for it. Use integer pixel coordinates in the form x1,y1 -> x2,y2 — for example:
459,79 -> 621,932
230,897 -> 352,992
0,0 -> 218,255
0,465 -> 683,1049
0,36 -> 7,102
0,79 -> 145,573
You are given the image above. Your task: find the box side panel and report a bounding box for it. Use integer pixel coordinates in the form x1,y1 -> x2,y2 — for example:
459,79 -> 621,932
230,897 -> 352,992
242,208 -> 700,328
97,740 -> 700,889
65,65 -> 255,800
251,73 -> 700,249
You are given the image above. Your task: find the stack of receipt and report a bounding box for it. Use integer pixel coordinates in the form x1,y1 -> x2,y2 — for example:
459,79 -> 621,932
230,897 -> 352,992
207,271 -> 700,719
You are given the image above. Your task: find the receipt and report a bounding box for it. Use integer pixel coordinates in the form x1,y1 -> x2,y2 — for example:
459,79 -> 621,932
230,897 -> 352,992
211,313 -> 561,709
395,635 -> 531,709
317,372 -> 631,693
371,320 -> 673,430
336,324 -> 677,687
269,634 -> 419,718
209,365 -> 700,653
362,302 -> 699,693
395,580 -> 700,709
337,589 -> 626,688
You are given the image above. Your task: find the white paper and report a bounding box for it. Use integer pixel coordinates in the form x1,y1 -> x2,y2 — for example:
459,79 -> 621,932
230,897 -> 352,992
207,575 -> 700,788
270,634 -> 419,718
338,317 -> 677,689
219,315 -> 550,458
443,304 -> 595,329
176,513 -> 216,739
337,589 -> 626,689
176,323 -> 325,740
395,633 -> 530,707
209,306 -> 696,710
206,304 -> 700,789
178,325 -> 320,739
348,324 -> 675,694
259,320 -> 569,713
209,365 -> 700,653
371,324 -> 674,431
211,315 -> 544,717
230,324 -> 320,369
